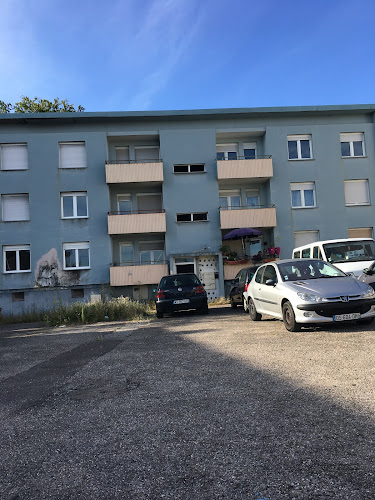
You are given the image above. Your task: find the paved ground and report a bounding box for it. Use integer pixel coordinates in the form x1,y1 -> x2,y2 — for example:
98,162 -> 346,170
0,306 -> 375,499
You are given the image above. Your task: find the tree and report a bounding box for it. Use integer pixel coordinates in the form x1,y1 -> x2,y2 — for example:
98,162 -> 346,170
0,96 -> 85,113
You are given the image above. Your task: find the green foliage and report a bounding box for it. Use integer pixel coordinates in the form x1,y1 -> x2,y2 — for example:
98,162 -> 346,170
0,297 -> 155,326
0,96 -> 84,113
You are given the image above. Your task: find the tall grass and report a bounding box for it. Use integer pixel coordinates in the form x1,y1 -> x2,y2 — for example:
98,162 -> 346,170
0,297 -> 155,327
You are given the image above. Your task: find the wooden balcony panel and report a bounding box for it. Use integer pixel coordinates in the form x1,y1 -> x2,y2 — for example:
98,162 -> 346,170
108,212 -> 166,234
106,162 -> 164,183
220,207 -> 277,229
217,158 -> 273,180
110,264 -> 169,286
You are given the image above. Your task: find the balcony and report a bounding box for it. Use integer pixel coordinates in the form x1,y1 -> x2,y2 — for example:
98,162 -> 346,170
110,262 -> 169,286
219,205 -> 277,229
217,156 -> 273,181
108,210 -> 166,235
105,160 -> 164,184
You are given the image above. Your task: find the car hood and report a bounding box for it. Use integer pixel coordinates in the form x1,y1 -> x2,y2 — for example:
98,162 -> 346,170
285,277 -> 368,297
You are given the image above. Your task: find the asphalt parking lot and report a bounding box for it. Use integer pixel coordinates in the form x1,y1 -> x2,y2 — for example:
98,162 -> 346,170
1,306 -> 375,499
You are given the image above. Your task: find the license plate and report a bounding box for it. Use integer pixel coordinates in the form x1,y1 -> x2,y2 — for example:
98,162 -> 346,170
333,313 -> 361,321
173,299 -> 190,305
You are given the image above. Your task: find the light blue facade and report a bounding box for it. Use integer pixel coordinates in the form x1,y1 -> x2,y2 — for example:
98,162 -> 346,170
1,105 -> 374,314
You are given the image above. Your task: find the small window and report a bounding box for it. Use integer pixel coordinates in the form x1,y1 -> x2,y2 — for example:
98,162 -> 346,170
287,135 -> 312,160
290,182 -> 316,208
0,144 -> 28,170
59,142 -> 87,169
313,246 -> 322,259
174,164 -> 205,173
120,243 -> 134,263
118,195 -> 132,213
340,133 -> 365,158
344,180 -> 370,206
12,292 -> 25,302
246,189 -> 260,207
63,242 -> 90,270
243,142 -> 257,159
139,241 -> 165,264
3,245 -> 30,273
216,144 -> 238,160
348,227 -> 373,239
219,190 -> 241,209
71,289 -> 84,298
2,194 -> 30,221
301,248 -> 311,258
176,212 -> 208,222
61,192 -> 88,218
293,250 -> 301,258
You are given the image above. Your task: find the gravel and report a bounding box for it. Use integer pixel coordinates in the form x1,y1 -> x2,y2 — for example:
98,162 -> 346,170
0,307 -> 374,499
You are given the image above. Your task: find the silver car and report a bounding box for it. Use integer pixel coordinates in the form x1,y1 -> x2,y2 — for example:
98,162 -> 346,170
243,259 -> 375,331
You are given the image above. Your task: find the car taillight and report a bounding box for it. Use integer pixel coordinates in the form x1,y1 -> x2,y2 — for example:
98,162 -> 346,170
244,283 -> 249,292
156,290 -> 165,299
194,285 -> 205,294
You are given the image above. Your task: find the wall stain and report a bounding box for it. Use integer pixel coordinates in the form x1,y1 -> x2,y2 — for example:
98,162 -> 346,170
34,248 -> 81,287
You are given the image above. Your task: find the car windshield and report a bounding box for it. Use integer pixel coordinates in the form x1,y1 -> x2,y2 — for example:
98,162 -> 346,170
278,260 -> 347,282
160,275 -> 201,288
323,240 -> 375,263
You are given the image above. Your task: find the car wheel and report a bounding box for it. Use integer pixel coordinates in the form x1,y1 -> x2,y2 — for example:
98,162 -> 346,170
243,297 -> 249,313
282,301 -> 300,332
248,298 -> 261,321
156,310 -> 163,319
358,317 -> 374,325
230,297 -> 238,309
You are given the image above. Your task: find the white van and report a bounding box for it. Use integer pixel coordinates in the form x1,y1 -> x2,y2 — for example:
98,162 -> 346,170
292,238 -> 375,277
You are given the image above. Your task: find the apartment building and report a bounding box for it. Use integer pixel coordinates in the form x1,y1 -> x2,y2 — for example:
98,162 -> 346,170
1,105 -> 374,314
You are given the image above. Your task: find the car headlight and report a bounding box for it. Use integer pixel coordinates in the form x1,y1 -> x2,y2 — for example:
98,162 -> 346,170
361,286 -> 375,299
297,292 -> 326,302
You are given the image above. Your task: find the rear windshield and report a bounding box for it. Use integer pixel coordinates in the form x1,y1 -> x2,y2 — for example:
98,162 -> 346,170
323,240 -> 375,263
160,275 -> 201,288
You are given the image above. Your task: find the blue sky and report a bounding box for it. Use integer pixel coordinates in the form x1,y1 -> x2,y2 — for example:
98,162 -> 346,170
1,0 -> 375,112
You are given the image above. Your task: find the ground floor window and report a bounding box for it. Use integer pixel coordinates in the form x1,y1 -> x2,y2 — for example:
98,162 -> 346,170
63,242 -> 90,270
174,257 -> 195,274
3,245 -> 30,273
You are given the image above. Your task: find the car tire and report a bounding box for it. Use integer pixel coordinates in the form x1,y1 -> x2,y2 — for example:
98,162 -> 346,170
282,301 -> 300,332
243,297 -> 249,313
156,310 -> 163,319
230,297 -> 238,309
248,298 -> 261,321
358,317 -> 374,325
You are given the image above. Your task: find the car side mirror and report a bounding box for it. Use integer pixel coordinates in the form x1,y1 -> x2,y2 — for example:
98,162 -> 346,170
265,279 -> 275,286
363,268 -> 373,275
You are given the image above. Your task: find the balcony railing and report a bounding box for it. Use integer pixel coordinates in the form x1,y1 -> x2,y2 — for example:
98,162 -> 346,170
217,156 -> 273,181
219,204 -> 277,229
107,209 -> 166,234
106,159 -> 162,164
105,160 -> 164,184
110,261 -> 169,286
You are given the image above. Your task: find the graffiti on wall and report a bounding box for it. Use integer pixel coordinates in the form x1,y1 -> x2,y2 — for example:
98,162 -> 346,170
34,248 -> 80,287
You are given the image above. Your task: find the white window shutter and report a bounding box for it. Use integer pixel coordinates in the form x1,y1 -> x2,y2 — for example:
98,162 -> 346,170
340,133 -> 363,143
2,195 -> 30,221
1,145 -> 28,170
60,143 -> 87,168
344,180 -> 369,205
294,230 -> 319,247
348,228 -> 373,238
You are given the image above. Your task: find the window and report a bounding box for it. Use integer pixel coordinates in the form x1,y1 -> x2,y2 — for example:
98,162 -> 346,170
290,182 -> 316,208
344,180 -> 370,206
216,144 -> 238,160
0,144 -> 28,170
294,230 -> 319,247
340,133 -> 365,157
302,248 -> 311,258
134,147 -> 159,162
243,142 -> 257,159
2,194 -> 30,221
139,241 -> 165,264
287,135 -> 312,160
61,192 -> 88,218
120,243 -> 134,263
246,189 -> 260,207
219,190 -> 241,209
174,164 -> 205,173
63,242 -> 90,270
176,212 -> 208,222
174,257 -> 195,274
348,227 -> 373,239
59,142 -> 87,169
3,245 -> 30,273
71,289 -> 84,298
313,246 -> 322,259
118,195 -> 132,213
262,265 -> 277,284
115,147 -> 130,162
12,292 -> 25,302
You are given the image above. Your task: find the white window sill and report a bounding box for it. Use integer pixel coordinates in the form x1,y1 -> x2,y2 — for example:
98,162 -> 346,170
61,217 -> 89,220
291,206 -> 317,209
64,267 -> 90,271
4,270 -> 31,274
0,168 -> 29,172
176,220 -> 209,223
345,203 -> 371,207
288,158 -> 314,161
174,171 -> 206,174
341,156 -> 367,159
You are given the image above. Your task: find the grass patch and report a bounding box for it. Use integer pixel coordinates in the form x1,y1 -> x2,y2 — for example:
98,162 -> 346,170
0,297 -> 156,327
209,297 -> 230,306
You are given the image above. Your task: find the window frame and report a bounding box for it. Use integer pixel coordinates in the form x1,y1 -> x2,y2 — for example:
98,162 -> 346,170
119,243 -> 134,264
3,244 -> 31,273
344,179 -> 370,206
59,142 -> 87,169
0,143 -> 28,171
63,242 -> 90,270
2,193 -> 30,221
340,133 -> 366,158
290,182 -> 316,209
287,134 -> 313,160
216,143 -> 239,161
173,164 -> 206,174
176,212 -> 208,222
61,192 -> 88,219
117,194 -> 132,213
219,190 -> 241,209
